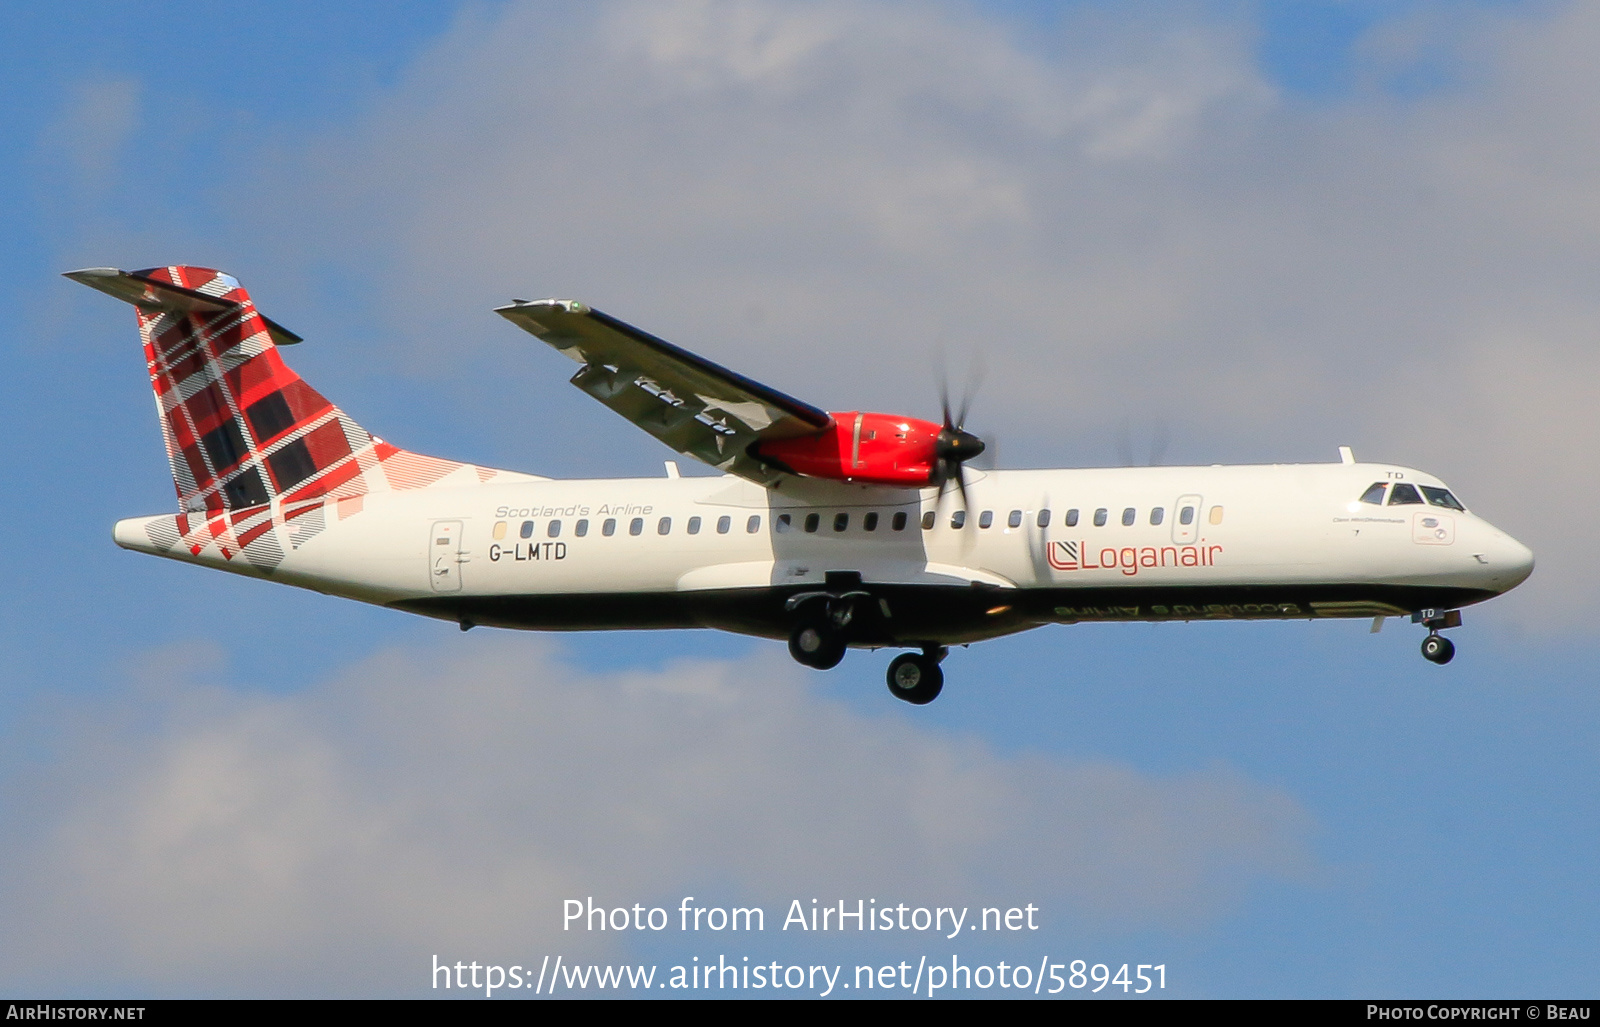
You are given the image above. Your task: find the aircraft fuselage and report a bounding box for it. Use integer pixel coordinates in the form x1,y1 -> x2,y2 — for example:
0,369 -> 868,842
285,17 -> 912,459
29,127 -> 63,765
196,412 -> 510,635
115,461 -> 1534,647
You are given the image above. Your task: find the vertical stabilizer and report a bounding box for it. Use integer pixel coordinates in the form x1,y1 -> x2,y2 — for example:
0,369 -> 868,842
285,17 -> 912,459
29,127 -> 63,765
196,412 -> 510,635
69,265 -> 529,572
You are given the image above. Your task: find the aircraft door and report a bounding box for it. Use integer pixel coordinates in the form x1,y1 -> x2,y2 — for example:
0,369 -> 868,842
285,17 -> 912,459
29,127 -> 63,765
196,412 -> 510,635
1173,495 -> 1202,545
430,520 -> 464,592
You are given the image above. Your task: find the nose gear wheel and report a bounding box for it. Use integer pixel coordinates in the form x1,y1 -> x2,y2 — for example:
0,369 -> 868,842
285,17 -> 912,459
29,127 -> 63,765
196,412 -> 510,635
1421,633 -> 1455,665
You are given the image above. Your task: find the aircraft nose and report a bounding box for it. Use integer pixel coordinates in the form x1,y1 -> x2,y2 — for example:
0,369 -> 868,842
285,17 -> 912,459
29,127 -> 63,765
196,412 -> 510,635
1478,529 -> 1535,593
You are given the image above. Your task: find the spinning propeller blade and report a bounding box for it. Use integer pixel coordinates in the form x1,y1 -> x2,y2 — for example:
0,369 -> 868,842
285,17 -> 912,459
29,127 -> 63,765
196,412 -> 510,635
932,363 -> 986,515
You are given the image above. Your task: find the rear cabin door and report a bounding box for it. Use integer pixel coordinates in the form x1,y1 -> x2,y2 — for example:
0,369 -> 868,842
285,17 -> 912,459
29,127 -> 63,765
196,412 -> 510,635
430,520 -> 464,592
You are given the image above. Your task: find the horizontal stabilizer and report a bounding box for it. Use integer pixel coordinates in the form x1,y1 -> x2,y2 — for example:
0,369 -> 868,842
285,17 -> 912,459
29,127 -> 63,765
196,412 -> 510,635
65,267 -> 303,346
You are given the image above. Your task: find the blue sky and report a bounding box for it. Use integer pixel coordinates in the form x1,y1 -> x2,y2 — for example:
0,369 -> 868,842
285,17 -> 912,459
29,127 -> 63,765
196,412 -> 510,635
2,0 -> 1595,999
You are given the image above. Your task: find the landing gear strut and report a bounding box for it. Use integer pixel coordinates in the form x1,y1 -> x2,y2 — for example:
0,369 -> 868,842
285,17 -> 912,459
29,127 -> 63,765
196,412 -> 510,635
886,647 -> 947,705
1414,608 -> 1461,665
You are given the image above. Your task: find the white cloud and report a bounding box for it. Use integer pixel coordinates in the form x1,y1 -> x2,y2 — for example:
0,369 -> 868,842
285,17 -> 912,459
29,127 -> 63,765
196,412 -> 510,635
0,638 -> 1310,995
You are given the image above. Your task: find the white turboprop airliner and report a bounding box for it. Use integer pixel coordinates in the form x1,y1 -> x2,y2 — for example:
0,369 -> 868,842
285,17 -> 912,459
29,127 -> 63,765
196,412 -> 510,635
72,265 -> 1534,704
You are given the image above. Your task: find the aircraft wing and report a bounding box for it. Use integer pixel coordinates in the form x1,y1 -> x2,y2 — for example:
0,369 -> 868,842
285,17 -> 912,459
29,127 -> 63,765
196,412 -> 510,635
497,299 -> 832,485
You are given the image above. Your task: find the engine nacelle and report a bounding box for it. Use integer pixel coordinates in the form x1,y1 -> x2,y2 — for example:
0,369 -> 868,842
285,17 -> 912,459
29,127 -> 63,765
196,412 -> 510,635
751,411 -> 944,486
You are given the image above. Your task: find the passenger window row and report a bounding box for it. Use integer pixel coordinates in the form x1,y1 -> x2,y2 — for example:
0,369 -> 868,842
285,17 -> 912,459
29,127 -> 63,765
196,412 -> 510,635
774,511 -> 912,533
493,514 -> 766,540
491,502 -> 1228,539
926,504 -> 1221,529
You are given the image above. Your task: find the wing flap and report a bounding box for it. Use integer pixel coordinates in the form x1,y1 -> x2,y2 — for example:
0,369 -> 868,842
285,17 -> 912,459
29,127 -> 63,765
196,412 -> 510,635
498,300 -> 832,484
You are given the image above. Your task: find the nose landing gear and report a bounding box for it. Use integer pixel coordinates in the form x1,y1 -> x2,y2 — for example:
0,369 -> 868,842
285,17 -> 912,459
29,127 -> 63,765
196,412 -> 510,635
1421,633 -> 1455,665
1413,608 -> 1462,665
886,647 -> 947,705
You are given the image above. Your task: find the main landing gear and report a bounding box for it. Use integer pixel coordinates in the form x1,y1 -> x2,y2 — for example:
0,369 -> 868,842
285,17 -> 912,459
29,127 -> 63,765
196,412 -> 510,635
1414,608 -> 1462,665
785,574 -> 878,671
886,647 -> 947,705
788,618 -> 846,670
782,579 -> 950,704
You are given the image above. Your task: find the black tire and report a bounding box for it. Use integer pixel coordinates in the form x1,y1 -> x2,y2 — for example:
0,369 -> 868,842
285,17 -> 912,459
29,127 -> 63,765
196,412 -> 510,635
886,653 -> 944,705
789,622 -> 845,670
1421,634 -> 1456,665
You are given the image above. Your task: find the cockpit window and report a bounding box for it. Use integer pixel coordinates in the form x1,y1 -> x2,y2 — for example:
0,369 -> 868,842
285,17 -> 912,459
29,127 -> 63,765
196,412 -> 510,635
1358,482 -> 1388,505
1420,485 -> 1466,511
1388,483 -> 1424,505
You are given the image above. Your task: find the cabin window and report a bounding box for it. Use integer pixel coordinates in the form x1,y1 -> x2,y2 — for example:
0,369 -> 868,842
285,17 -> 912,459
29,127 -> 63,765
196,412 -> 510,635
833,513 -> 849,532
1421,486 -> 1466,511
1179,506 -> 1195,526
687,516 -> 702,535
804,513 -> 820,533
776,514 -> 792,533
575,519 -> 589,537
629,517 -> 644,536
1093,508 -> 1108,527
520,520 -> 535,539
979,510 -> 993,529
493,521 -> 507,540
922,511 -> 935,530
747,515 -> 762,533
717,515 -> 731,534
1008,510 -> 1022,529
658,516 -> 672,535
1037,509 -> 1050,528
1150,507 -> 1164,526
1209,506 -> 1225,524
892,511 -> 908,531
864,512 -> 879,531
1065,509 -> 1079,527
547,520 -> 561,537
1388,483 -> 1424,506
1121,507 -> 1136,526
1359,482 -> 1388,505
951,510 -> 966,529
603,518 -> 617,537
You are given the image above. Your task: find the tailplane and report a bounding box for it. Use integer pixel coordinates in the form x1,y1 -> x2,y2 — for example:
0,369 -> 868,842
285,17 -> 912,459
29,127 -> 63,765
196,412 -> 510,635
70,265 -> 530,571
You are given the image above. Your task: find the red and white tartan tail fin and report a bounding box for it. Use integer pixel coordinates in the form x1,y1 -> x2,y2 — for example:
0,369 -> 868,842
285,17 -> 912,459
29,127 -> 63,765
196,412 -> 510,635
71,265 -> 533,571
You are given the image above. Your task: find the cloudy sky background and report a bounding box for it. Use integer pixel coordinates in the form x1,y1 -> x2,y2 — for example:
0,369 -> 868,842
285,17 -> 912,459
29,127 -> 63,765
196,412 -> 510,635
2,0 -> 1597,997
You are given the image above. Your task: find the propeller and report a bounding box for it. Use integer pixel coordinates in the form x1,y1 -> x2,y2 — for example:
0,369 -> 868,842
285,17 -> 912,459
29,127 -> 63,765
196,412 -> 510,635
932,363 -> 987,511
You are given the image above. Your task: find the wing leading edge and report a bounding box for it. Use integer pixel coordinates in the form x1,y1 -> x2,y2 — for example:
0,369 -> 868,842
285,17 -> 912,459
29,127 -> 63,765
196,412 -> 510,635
497,300 -> 832,485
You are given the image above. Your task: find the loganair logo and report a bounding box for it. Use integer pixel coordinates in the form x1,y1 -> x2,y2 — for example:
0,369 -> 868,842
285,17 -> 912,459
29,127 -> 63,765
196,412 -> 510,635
1048,539 -> 1222,576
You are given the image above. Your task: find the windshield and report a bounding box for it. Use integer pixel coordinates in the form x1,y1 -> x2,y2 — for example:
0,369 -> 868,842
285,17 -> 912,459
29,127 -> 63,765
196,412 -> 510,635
1388,483 -> 1424,505
1420,485 -> 1466,511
